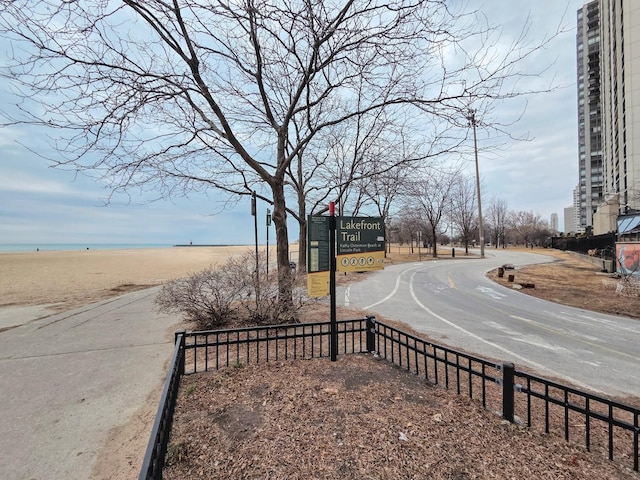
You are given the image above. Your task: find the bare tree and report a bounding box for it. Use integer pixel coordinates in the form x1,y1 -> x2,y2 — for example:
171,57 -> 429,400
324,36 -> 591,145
451,173 -> 477,254
487,197 -> 509,248
507,210 -> 550,246
406,166 -> 459,258
284,109 -> 392,271
628,185 -> 640,213
0,1 -> 565,304
291,98 -> 455,270
394,210 -> 426,253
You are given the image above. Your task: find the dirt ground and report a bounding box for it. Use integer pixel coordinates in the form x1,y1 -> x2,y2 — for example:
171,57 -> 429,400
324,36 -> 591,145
163,247 -> 640,479
165,355 -> 638,479
486,248 -> 640,320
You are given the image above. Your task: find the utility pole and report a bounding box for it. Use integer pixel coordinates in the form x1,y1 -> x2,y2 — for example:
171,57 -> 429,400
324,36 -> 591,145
467,110 -> 485,259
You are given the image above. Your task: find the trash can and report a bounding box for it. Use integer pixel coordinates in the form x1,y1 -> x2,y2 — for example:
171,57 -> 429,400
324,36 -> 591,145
497,267 -> 504,278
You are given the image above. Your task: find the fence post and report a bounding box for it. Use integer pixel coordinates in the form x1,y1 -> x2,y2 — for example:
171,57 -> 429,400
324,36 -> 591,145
502,362 -> 515,423
366,316 -> 376,353
175,330 -> 186,375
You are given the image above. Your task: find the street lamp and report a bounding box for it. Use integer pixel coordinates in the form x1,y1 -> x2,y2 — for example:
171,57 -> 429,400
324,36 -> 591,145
266,208 -> 271,275
251,191 -> 259,301
467,109 -> 485,259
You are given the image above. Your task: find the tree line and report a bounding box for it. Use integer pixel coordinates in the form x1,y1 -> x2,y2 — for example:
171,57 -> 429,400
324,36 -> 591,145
332,162 -> 553,257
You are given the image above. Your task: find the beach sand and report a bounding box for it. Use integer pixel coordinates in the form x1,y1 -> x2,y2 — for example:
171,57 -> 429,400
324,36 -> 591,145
0,246 -> 258,314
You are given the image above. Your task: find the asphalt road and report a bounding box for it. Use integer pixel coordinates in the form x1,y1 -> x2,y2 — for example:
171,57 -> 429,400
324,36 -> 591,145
0,287 -> 180,480
339,249 -> 640,398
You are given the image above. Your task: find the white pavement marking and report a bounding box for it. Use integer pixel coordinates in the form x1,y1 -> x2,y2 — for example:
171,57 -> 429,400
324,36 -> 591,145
509,314 -> 640,363
407,270 -> 604,394
363,263 -> 432,310
475,286 -> 507,300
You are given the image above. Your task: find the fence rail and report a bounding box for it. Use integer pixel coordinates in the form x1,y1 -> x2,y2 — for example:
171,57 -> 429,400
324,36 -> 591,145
512,368 -> 639,472
182,317 -> 369,374
373,321 -> 502,411
138,332 -> 185,480
139,317 -> 639,479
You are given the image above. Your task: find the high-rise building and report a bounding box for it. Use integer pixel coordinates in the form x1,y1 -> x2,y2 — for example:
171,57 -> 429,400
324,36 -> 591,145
563,184 -> 581,234
576,1 -> 603,231
564,205 -> 577,233
600,0 -> 640,216
550,213 -> 559,234
573,184 -> 582,232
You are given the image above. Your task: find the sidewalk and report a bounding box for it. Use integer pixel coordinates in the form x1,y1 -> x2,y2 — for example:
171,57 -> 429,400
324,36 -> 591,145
0,287 -> 181,480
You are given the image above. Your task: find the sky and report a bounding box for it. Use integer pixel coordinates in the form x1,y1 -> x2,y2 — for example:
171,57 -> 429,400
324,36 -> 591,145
0,1 -> 585,246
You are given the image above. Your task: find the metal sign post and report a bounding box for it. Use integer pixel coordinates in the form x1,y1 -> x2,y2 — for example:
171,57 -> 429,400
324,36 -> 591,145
307,208 -> 383,362
329,202 -> 337,362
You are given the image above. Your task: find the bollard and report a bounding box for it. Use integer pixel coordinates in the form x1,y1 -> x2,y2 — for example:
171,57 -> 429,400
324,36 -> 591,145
452,247 -> 455,258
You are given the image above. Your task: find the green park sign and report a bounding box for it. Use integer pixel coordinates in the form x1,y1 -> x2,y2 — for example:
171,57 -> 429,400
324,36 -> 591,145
306,214 -> 385,296
337,216 -> 385,272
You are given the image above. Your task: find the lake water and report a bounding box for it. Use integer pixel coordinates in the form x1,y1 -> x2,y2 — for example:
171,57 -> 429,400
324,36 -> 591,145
0,243 -> 173,253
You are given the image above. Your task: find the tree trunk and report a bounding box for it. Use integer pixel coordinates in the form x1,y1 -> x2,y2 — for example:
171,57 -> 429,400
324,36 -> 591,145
297,192 -> 307,273
431,226 -> 438,258
271,179 -> 293,306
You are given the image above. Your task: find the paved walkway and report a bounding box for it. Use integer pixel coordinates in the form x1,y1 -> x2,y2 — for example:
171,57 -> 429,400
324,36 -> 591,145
0,287 -> 180,480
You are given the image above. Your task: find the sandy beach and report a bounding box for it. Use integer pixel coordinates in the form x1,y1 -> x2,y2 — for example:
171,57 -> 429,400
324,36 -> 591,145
0,245 -> 258,314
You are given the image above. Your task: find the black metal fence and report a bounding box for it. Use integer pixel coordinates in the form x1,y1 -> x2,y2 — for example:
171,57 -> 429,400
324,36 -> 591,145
512,368 -> 639,472
372,320 -> 502,411
551,233 -> 617,258
138,318 -> 369,480
139,317 -> 639,479
138,331 -> 186,480
182,317 -> 369,374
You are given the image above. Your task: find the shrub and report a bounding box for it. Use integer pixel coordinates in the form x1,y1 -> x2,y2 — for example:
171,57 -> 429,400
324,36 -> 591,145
156,250 -> 304,329
155,265 -> 243,328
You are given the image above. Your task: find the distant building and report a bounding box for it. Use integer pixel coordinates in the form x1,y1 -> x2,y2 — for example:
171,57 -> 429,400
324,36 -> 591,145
576,1 -> 603,231
550,213 -> 559,234
565,185 -> 582,234
564,205 -> 577,234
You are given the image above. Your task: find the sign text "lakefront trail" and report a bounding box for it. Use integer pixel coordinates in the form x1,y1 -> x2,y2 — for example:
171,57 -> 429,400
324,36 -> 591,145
339,219 -> 382,231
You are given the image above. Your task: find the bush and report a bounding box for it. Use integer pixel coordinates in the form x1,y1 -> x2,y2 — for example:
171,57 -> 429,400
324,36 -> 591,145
156,250 -> 304,329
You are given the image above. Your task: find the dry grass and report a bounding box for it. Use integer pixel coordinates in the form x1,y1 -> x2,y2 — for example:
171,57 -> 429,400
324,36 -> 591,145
487,248 -> 640,319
